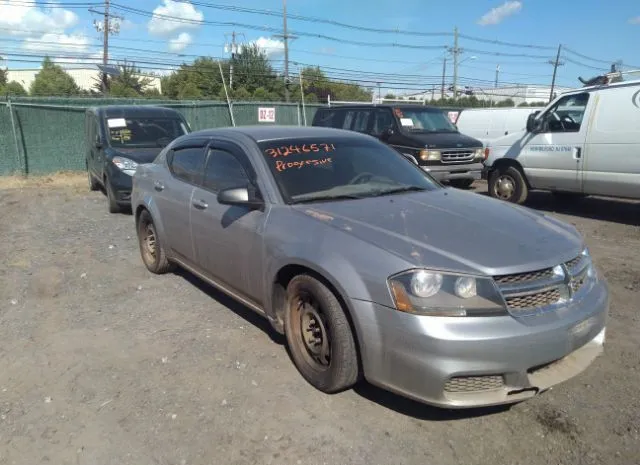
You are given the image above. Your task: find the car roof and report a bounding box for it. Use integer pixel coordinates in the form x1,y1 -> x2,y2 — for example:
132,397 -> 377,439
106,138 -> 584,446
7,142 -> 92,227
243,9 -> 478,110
88,105 -> 184,118
186,125 -> 374,143
318,104 -> 442,111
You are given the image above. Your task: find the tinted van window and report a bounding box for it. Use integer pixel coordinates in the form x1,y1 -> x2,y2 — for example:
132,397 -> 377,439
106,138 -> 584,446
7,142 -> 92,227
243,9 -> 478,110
170,147 -> 205,184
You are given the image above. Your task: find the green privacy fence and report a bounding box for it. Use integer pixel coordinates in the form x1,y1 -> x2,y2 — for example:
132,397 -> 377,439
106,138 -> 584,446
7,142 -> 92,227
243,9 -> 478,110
0,97 -> 325,176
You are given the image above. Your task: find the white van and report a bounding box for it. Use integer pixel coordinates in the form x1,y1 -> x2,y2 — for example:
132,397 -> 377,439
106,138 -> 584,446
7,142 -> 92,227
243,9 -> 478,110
483,77 -> 640,203
456,107 -> 544,146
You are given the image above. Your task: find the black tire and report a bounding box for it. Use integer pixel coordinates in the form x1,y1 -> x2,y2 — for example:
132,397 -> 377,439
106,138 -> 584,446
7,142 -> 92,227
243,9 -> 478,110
284,274 -> 359,394
87,166 -> 100,191
136,209 -> 174,274
105,176 -> 123,214
448,179 -> 475,189
488,165 -> 529,204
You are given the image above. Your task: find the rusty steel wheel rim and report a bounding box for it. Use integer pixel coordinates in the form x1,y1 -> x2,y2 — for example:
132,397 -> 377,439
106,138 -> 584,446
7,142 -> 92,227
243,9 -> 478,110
142,223 -> 157,264
292,294 -> 331,370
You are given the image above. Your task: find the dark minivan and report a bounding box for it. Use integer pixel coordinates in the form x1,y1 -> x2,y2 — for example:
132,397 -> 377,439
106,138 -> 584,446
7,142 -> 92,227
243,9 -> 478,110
312,104 -> 485,188
85,105 -> 191,213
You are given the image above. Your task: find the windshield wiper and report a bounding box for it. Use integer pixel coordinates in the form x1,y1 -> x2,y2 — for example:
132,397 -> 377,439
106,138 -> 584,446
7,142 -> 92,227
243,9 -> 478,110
372,185 -> 428,196
290,193 -> 364,204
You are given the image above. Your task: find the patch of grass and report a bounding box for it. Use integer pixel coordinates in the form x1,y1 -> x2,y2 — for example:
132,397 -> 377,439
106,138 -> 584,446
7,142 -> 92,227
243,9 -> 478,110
0,171 -> 87,190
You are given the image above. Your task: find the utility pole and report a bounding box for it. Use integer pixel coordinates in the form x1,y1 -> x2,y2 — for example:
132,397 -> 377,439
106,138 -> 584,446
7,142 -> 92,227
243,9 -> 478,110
452,27 -> 460,99
495,64 -> 500,88
273,0 -> 296,102
89,0 -> 122,94
224,31 -> 245,90
548,44 -> 564,102
283,0 -> 290,102
441,56 -> 447,99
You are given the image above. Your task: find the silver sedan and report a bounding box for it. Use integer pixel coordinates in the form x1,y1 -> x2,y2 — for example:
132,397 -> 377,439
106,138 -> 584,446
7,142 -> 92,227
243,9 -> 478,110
131,126 -> 608,408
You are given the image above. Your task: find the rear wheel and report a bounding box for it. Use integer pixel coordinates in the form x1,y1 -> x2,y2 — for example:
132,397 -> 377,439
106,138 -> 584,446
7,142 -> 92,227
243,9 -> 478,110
488,165 -> 529,204
137,209 -> 174,274
448,179 -> 475,189
87,166 -> 99,191
284,275 -> 359,393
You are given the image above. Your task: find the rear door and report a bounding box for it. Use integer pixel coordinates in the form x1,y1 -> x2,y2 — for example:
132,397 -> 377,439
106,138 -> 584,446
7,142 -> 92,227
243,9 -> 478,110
518,92 -> 591,192
190,141 -> 267,305
154,140 -> 207,264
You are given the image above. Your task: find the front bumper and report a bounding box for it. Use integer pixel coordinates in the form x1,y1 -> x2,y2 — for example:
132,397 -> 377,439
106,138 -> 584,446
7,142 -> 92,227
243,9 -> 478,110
350,279 -> 608,408
420,162 -> 484,182
106,163 -> 134,205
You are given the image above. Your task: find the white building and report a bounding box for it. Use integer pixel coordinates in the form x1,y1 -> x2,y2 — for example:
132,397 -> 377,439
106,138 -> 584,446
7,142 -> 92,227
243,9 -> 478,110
7,67 -> 162,93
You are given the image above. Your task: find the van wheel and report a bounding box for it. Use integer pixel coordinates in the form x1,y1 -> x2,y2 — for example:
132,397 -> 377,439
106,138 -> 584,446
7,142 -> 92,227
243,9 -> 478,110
105,176 -> 123,214
284,275 -> 359,394
87,166 -> 100,191
449,179 -> 475,189
489,166 -> 529,204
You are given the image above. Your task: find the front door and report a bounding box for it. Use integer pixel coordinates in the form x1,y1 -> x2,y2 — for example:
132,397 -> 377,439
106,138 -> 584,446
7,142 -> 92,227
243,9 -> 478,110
87,114 -> 101,179
518,92 -> 591,192
190,142 -> 266,305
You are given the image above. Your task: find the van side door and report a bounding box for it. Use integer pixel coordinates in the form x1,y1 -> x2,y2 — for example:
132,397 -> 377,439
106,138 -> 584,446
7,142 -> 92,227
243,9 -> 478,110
582,87 -> 640,198
518,92 -> 591,192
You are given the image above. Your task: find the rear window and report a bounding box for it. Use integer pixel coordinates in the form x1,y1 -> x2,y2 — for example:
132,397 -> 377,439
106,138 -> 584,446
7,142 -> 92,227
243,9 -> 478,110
313,109 -> 343,128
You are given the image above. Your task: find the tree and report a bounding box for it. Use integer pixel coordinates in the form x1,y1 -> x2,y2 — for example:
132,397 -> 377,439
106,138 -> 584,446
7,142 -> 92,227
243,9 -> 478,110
0,68 -> 7,87
2,81 -> 28,96
161,57 -> 224,99
229,44 -> 281,96
30,57 -> 80,96
100,61 -> 154,97
384,93 -> 396,100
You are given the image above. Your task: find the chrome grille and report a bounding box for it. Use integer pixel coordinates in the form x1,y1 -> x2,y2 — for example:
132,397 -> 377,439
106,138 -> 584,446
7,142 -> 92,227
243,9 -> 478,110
444,375 -> 504,393
441,149 -> 476,163
493,253 -> 591,315
494,267 -> 555,285
505,288 -> 562,310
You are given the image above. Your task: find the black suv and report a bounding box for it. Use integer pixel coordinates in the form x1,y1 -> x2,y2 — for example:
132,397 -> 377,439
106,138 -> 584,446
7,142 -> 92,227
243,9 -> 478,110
312,104 -> 485,188
85,105 -> 191,213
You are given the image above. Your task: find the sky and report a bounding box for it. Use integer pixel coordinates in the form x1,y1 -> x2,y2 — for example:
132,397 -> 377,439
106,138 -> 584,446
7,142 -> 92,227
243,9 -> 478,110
1,0 -> 639,96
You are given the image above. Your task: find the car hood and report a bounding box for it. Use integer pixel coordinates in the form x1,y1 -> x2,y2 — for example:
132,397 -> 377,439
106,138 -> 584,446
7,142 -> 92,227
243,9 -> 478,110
106,147 -> 163,164
293,188 -> 583,276
402,131 -> 482,149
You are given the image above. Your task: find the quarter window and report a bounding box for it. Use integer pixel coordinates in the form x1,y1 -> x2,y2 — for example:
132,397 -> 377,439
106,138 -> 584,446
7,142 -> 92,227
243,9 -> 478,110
202,149 -> 250,192
169,147 -> 205,184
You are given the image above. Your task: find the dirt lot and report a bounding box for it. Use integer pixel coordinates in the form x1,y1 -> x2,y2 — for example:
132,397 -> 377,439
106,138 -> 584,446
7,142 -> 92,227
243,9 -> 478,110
1,175 -> 639,465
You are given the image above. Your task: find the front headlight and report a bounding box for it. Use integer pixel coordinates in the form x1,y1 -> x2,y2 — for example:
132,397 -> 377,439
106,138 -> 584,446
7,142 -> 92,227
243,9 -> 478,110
388,269 -> 507,317
474,148 -> 484,159
582,247 -> 598,280
112,156 -> 138,175
419,149 -> 441,161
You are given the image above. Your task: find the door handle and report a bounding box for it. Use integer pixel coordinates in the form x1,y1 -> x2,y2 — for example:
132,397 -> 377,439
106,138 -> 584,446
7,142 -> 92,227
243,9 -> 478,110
192,199 -> 208,210
573,147 -> 582,160
153,180 -> 164,191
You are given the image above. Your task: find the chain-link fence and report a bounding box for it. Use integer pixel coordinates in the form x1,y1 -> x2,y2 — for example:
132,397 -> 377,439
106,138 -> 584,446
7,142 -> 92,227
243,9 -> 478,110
0,98 -> 325,176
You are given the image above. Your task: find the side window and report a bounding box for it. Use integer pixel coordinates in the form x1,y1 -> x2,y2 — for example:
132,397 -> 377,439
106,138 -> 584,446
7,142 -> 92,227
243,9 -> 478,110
343,111 -> 355,130
352,110 -> 371,133
370,109 -> 395,136
203,149 -> 250,192
541,93 -> 590,133
169,147 -> 205,184
314,110 -> 336,127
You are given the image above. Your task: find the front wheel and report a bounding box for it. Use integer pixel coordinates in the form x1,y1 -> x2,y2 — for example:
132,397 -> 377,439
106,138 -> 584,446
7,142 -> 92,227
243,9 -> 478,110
105,177 -> 123,214
284,275 -> 360,393
87,166 -> 100,191
488,166 -> 529,204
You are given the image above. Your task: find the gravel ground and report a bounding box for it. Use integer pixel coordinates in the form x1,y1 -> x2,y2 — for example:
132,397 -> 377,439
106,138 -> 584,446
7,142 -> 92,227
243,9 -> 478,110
1,177 -> 639,465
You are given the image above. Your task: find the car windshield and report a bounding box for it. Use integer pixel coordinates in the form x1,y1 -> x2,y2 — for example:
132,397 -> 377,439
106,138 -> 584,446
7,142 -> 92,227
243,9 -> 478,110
106,116 -> 188,148
258,136 -> 440,204
394,108 -> 458,133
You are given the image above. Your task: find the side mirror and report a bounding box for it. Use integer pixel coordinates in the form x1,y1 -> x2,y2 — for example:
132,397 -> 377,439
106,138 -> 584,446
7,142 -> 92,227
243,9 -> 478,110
526,113 -> 540,133
217,186 -> 264,210
401,153 -> 419,165
381,127 -> 395,140
95,135 -> 103,149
